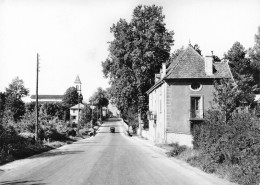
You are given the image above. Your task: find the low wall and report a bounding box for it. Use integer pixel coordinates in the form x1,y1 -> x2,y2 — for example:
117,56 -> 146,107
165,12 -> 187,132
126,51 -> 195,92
166,132 -> 193,147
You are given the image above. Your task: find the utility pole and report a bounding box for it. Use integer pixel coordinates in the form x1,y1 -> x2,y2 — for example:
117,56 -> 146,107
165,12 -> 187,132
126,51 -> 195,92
35,53 -> 39,141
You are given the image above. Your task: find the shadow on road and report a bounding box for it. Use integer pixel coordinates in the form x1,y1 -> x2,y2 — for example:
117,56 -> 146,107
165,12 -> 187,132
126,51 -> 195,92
96,131 -> 122,133
104,118 -> 122,122
28,150 -> 84,159
0,179 -> 46,185
99,125 -> 120,127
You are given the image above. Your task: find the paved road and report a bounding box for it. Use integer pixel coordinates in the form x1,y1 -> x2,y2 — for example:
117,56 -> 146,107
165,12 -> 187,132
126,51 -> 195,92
0,118 -> 235,185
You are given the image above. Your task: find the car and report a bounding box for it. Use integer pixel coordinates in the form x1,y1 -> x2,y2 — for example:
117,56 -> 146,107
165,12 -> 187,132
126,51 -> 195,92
110,127 -> 115,133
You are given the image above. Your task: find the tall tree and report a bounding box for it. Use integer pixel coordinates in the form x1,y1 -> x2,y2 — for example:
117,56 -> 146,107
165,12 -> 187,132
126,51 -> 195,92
225,42 -> 257,105
0,92 -> 5,122
62,87 -> 79,108
4,77 -> 29,122
89,87 -> 109,119
102,5 -> 174,123
249,26 -> 260,90
62,86 -> 80,121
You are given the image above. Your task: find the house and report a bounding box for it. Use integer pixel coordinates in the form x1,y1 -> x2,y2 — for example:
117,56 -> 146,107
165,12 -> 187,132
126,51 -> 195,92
146,46 -> 232,147
70,103 -> 85,124
30,95 -> 63,103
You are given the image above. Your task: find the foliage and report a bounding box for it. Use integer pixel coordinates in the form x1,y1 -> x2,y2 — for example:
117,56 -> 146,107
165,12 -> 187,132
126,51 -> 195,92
102,5 -> 174,121
166,143 -> 187,157
62,86 -> 80,120
249,26 -> 260,92
212,78 -> 240,122
190,43 -> 202,56
62,87 -> 79,108
0,92 -> 6,122
40,102 -> 66,120
89,87 -> 109,109
79,105 -> 92,127
191,78 -> 260,184
5,77 -> 29,99
225,41 -> 258,95
4,77 -> 29,122
89,87 -> 109,121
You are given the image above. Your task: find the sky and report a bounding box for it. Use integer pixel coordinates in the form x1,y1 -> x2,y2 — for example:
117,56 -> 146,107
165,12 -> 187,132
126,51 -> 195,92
0,0 -> 260,102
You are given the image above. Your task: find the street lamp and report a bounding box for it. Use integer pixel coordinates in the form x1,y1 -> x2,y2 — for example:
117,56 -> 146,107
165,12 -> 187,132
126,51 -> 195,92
74,75 -> 82,131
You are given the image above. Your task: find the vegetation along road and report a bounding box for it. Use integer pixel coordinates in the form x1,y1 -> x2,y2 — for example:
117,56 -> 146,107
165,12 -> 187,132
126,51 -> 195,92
0,118 -> 236,185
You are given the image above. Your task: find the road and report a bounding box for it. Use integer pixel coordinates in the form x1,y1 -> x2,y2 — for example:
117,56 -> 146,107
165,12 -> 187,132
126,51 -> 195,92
0,118 -> 235,185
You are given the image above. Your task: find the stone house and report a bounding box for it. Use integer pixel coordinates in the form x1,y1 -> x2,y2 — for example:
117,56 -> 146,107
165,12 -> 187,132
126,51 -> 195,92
70,103 -> 85,124
146,46 -> 233,147
30,95 -> 63,103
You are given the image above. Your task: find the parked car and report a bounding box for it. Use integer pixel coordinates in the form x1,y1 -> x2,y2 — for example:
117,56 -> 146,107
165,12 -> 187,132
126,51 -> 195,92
110,127 -> 115,133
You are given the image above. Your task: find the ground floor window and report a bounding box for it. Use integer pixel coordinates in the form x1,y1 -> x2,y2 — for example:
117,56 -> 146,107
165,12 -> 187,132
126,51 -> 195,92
190,96 -> 203,119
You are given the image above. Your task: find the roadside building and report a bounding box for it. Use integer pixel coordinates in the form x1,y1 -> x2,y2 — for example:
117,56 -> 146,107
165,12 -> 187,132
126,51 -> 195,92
70,103 -> 85,124
146,46 -> 233,146
30,95 -> 63,103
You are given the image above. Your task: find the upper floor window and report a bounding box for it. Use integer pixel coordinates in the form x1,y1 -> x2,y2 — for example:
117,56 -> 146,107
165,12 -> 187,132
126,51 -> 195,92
190,82 -> 202,91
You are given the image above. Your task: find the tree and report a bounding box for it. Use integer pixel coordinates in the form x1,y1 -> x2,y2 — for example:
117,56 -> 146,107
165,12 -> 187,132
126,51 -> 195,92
62,87 -> 79,107
4,77 -> 29,122
5,77 -> 29,99
102,5 -> 174,124
62,87 -> 80,121
191,43 -> 202,56
0,92 -> 6,122
89,87 -> 109,120
225,42 -> 257,105
249,26 -> 260,91
79,106 -> 91,127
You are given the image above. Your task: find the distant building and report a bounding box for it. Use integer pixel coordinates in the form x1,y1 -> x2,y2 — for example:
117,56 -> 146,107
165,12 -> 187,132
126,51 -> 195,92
70,103 -> 85,124
30,95 -> 63,103
146,46 -> 233,146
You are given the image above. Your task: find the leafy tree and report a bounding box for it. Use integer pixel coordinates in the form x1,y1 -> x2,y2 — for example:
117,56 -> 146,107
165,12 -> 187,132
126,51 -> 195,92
89,87 -> 109,120
225,42 -> 257,105
62,87 -> 81,121
249,26 -> 260,91
40,102 -> 66,120
62,87 -> 79,107
5,77 -> 29,99
0,92 -> 6,122
4,77 -> 29,122
191,43 -> 202,56
102,5 -> 174,123
79,105 -> 91,127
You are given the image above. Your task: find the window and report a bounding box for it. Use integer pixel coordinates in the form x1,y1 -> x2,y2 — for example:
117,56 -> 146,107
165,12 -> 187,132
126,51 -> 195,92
190,82 -> 202,91
190,96 -> 203,119
73,110 -> 75,113
72,116 -> 76,119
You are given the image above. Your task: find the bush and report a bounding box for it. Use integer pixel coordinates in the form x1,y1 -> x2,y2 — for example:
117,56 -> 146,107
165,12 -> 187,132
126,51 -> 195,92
167,143 -> 187,157
191,111 -> 260,184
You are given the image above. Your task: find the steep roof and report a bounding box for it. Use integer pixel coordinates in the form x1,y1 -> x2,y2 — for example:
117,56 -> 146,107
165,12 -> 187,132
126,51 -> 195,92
147,46 -> 233,94
165,46 -> 232,79
70,103 -> 85,110
31,95 -> 63,99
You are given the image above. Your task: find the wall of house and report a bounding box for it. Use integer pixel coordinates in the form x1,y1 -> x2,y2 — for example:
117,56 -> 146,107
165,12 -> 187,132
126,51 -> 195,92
148,82 -> 167,143
70,109 -> 81,123
166,79 -> 215,135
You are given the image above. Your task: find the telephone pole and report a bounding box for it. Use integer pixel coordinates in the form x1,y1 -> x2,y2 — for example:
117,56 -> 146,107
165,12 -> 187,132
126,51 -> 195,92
35,53 -> 39,141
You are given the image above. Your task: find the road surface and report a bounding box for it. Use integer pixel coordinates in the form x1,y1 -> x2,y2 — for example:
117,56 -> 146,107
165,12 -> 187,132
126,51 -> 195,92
0,118 -> 235,185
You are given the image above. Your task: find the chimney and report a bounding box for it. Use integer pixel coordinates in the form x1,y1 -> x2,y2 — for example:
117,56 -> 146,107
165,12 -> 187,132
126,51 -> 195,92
205,56 -> 213,76
161,63 -> 166,79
